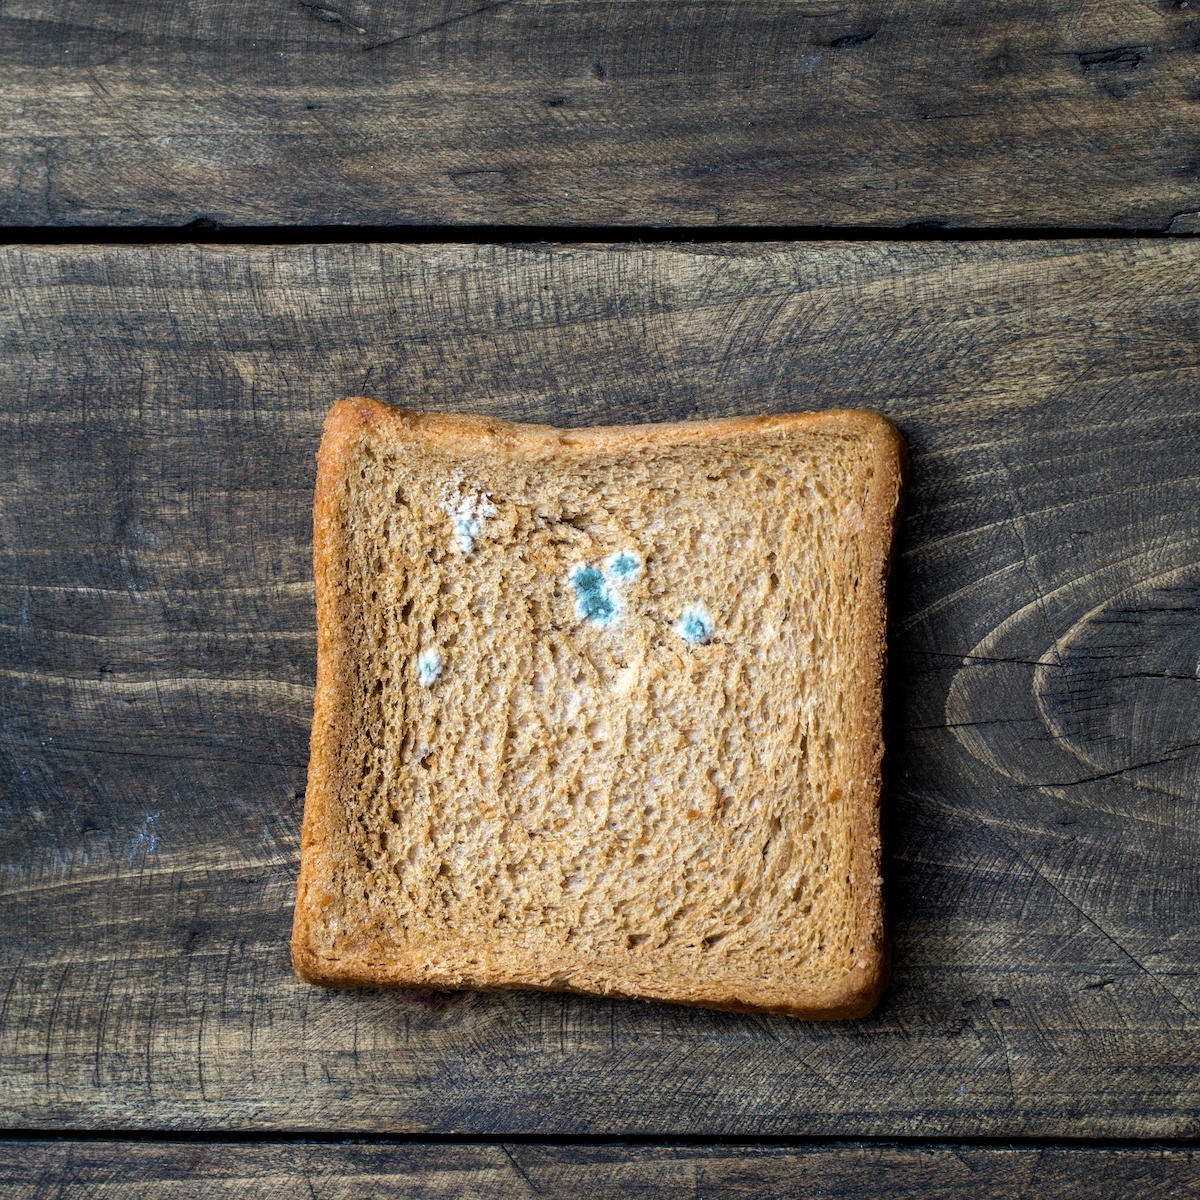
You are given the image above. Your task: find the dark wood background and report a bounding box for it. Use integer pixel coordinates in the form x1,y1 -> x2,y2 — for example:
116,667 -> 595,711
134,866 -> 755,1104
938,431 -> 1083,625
2,0 -> 1199,1194
4,0 -> 1200,230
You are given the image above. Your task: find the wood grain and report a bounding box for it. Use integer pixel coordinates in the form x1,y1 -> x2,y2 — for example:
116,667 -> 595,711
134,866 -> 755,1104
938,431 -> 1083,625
2,1141 -> 1198,1198
1,242 -> 1198,1134
3,0 -> 1200,228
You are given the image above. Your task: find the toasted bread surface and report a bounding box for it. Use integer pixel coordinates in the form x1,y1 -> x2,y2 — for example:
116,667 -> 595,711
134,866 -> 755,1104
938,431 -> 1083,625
293,399 -> 904,1018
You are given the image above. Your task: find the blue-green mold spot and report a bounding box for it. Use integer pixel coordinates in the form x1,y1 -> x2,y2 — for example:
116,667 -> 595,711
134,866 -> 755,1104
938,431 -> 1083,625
676,605 -> 713,645
570,564 -> 619,625
606,550 -> 642,583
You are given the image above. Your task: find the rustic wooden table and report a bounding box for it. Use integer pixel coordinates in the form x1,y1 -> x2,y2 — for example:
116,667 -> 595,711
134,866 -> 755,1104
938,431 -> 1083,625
2,2 -> 1199,1196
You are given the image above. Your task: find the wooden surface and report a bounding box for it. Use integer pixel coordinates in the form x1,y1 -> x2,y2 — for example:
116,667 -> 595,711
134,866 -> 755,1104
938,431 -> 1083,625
2,243 -> 1198,1149
7,1 -> 1200,1185
2,1141 -> 1199,1198
3,0 -> 1200,229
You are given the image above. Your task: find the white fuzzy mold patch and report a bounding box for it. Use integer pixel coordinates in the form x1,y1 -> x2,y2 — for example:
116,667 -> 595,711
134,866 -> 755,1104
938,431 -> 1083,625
417,647 -> 443,686
440,481 -> 497,554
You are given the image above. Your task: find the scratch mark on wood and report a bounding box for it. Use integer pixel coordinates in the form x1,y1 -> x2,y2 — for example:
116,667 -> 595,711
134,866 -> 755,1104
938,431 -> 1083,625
501,1145 -> 541,1195
362,0 -> 515,50
931,793 -> 1200,1022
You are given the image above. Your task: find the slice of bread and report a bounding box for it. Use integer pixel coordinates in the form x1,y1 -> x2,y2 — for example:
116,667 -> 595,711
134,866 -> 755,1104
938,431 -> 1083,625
292,398 -> 904,1019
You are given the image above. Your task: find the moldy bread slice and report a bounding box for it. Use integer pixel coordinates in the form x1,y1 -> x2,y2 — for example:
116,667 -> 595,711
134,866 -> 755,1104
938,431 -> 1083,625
292,398 -> 904,1018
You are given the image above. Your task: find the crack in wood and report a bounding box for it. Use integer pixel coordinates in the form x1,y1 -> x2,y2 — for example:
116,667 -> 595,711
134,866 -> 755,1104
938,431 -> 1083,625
1072,45 -> 1149,71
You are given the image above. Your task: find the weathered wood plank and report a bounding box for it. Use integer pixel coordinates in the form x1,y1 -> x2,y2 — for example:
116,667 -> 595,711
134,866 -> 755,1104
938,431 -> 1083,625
2,1140 -> 1199,1198
2,1 -> 1200,228
1,243 -> 1199,1133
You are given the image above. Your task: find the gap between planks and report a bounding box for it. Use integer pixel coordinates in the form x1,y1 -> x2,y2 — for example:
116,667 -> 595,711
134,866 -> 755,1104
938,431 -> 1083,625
0,224 -> 1196,247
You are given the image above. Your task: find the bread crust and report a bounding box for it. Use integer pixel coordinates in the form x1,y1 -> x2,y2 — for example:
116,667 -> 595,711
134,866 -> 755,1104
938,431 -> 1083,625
292,398 -> 905,1020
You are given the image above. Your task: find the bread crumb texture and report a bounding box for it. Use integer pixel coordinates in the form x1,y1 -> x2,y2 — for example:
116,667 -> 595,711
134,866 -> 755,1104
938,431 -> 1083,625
294,402 -> 903,1018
